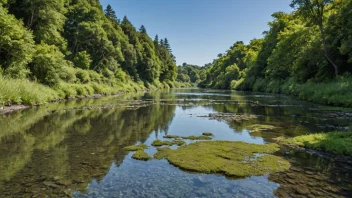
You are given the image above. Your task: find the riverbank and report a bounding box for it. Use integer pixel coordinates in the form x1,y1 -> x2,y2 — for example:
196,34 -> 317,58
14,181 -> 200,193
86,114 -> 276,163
274,132 -> 352,161
0,76 -> 192,114
240,76 -> 352,107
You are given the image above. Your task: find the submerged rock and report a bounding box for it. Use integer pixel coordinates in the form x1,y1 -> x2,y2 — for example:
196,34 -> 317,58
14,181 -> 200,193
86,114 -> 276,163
153,141 -> 290,178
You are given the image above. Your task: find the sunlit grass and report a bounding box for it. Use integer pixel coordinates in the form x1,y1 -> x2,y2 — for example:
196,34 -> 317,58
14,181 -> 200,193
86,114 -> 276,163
0,76 -> 59,105
283,132 -> 352,155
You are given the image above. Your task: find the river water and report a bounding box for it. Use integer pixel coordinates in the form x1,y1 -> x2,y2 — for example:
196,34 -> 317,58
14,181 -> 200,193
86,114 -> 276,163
0,89 -> 351,197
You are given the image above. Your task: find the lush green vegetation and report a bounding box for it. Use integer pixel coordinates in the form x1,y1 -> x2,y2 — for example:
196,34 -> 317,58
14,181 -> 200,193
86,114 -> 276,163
200,0 -> 352,107
0,1 -> 183,106
277,132 -> 352,156
154,141 -> 290,177
176,63 -> 208,85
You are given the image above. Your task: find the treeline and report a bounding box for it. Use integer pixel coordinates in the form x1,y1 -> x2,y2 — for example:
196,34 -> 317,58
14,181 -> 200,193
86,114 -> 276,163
0,0 -> 180,105
200,0 -> 352,106
176,63 -> 209,84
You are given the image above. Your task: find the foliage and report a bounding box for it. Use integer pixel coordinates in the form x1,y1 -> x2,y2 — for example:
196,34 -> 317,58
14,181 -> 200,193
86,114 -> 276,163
177,63 -> 207,84
0,1 -> 179,105
201,0 -> 352,107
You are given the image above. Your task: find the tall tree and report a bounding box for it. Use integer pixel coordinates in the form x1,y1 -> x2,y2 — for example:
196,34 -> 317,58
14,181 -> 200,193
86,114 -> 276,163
105,4 -> 118,23
164,38 -> 171,53
139,25 -> 147,34
290,0 -> 339,76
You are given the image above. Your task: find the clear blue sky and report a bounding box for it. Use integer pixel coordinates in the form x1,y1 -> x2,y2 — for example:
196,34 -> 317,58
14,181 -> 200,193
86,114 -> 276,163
100,0 -> 292,66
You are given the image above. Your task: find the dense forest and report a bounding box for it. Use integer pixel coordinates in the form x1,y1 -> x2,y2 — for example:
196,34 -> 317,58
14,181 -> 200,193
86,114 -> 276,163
0,0 -> 181,105
200,0 -> 352,107
176,63 -> 208,85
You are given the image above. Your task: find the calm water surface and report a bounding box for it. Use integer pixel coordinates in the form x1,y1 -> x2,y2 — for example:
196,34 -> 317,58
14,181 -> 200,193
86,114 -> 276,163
0,89 -> 351,197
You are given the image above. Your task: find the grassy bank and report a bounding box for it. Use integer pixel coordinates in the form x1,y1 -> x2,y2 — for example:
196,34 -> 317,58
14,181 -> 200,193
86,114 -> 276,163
276,132 -> 352,156
0,76 -> 192,107
240,75 -> 352,107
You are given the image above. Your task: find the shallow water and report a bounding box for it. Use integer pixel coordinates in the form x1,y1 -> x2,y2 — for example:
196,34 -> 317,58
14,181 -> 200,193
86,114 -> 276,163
0,89 -> 351,197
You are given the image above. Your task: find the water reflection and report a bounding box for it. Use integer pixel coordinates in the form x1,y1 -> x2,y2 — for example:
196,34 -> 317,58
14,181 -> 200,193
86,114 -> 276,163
0,89 -> 351,197
0,94 -> 176,197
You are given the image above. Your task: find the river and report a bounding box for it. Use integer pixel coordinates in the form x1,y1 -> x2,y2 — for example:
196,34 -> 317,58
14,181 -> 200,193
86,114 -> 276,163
0,89 -> 351,197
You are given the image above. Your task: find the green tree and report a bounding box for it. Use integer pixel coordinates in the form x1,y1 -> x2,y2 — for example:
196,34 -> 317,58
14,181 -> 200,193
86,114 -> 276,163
104,4 -> 118,22
290,0 -> 339,76
0,6 -> 35,78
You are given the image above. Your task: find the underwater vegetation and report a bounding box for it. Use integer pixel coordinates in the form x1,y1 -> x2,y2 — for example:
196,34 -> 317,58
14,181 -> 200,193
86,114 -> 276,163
153,141 -> 290,178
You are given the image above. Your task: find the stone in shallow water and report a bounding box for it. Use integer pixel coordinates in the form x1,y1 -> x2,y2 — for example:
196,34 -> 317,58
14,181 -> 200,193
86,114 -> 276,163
154,141 -> 290,178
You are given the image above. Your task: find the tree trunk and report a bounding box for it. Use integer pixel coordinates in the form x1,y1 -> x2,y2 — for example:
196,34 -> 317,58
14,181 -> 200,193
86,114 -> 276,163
319,24 -> 339,77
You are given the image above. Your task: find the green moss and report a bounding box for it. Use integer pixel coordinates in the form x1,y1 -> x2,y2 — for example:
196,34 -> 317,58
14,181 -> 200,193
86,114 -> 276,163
152,139 -> 186,147
132,150 -> 151,161
276,132 -> 352,156
163,135 -> 180,139
182,135 -> 212,140
202,132 -> 213,136
151,140 -> 164,147
153,141 -> 290,177
123,144 -> 148,151
247,124 -> 277,133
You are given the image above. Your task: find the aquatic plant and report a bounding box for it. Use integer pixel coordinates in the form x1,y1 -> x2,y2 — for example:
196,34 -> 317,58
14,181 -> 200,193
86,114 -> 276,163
154,141 -> 290,177
123,144 -> 148,151
202,132 -> 213,136
163,135 -> 180,139
132,150 -> 151,161
152,139 -> 186,147
182,135 -> 212,140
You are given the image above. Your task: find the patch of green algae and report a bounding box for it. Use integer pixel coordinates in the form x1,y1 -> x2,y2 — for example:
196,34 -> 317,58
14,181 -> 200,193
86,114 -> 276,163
123,144 -> 151,161
163,135 -> 180,139
152,139 -> 186,147
182,135 -> 212,140
123,144 -> 148,151
202,132 -> 213,136
154,141 -> 290,177
132,150 -> 151,161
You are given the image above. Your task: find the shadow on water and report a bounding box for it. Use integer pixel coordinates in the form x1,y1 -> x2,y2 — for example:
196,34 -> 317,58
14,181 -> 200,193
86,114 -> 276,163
0,89 -> 351,197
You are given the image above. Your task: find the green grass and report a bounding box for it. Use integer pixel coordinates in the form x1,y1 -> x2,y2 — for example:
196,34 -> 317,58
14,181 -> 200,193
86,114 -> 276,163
0,76 -> 59,105
280,132 -> 352,155
281,76 -> 352,107
235,75 -> 352,107
0,75 -> 188,106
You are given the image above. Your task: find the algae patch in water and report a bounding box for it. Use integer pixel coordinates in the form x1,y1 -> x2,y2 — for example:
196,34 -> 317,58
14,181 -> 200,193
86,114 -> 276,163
163,134 -> 212,140
152,139 -> 186,147
163,135 -> 180,139
124,144 -> 151,161
123,144 -> 148,151
202,132 -> 213,136
132,150 -> 151,161
154,141 -> 290,177
182,135 -> 212,140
